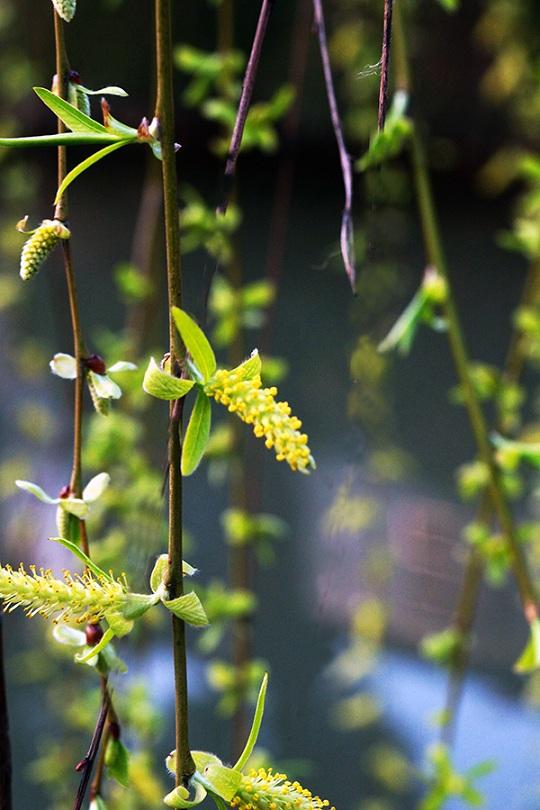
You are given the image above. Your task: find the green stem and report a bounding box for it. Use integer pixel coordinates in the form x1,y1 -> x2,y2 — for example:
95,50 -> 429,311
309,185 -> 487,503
394,3 -> 538,623
154,0 -> 194,786
52,12 -> 86,517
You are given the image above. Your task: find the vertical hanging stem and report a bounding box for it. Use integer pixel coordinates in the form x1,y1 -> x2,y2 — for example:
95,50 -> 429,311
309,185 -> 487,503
377,0 -> 394,131
0,618 -> 11,810
393,2 -> 538,623
154,0 -> 195,786
312,0 -> 356,290
53,12 -> 87,530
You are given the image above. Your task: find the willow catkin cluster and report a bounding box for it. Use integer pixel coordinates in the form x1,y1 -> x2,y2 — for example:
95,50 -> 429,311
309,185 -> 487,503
19,219 -> 70,280
204,370 -> 315,473
231,769 -> 335,810
52,0 -> 77,22
0,564 -> 127,624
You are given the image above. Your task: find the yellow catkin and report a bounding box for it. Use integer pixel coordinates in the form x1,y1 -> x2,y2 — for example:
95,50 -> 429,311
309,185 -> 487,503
19,219 -> 70,281
205,370 -> 315,473
0,564 -> 127,624
231,769 -> 335,810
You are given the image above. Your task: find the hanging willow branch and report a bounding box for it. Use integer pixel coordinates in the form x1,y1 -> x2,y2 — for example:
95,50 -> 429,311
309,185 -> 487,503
377,0 -> 394,130
312,0 -> 356,292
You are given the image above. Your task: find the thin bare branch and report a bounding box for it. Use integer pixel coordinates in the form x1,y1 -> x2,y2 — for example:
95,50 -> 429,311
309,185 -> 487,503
377,0 -> 394,130
312,0 -> 356,291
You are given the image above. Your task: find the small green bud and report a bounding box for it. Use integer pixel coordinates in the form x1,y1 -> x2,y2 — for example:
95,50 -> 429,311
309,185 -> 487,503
68,83 -> 91,116
423,267 -> 448,304
19,219 -> 70,281
52,0 -> 77,22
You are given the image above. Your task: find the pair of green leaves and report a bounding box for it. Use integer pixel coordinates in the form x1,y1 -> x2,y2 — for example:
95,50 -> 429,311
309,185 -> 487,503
0,86 -> 164,202
143,308 -> 217,476
164,674 -> 268,808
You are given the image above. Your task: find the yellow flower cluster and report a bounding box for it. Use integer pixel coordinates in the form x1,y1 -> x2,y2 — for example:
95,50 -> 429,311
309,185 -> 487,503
0,564 -> 127,624
19,219 -> 70,281
205,370 -> 315,473
231,768 -> 335,810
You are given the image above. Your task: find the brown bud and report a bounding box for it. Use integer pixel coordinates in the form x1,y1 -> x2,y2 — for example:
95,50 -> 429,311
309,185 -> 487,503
85,623 -> 104,647
84,354 -> 107,375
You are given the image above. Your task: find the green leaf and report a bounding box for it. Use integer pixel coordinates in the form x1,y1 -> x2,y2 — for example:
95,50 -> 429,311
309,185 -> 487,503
182,390 -> 211,476
55,140 -> 133,204
34,87 -> 110,134
172,307 -> 216,381
142,357 -> 195,400
357,91 -> 413,171
162,591 -> 209,626
79,85 -> 128,97
514,618 -> 540,673
194,764 -> 241,802
230,350 -> 261,381
234,672 -> 268,770
0,132 -> 123,148
105,738 -> 130,787
75,627 -> 115,664
164,782 -> 207,809
49,536 -> 113,581
150,555 -> 197,592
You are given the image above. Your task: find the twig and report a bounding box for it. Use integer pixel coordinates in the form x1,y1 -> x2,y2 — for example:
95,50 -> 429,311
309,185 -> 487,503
377,0 -> 394,130
393,1 -> 539,626
72,696 -> 109,810
154,0 -> 195,786
264,0 -> 312,297
441,259 -> 540,745
312,0 -> 356,291
0,618 -> 11,810
217,0 -> 276,216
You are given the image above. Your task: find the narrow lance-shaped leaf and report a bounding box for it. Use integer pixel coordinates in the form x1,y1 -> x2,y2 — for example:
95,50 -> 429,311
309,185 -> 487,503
143,357 -> 195,400
49,536 -> 113,582
172,307 -> 217,381
55,140 -> 133,204
34,86 -> 110,134
0,132 -> 125,149
182,390 -> 212,476
234,673 -> 268,770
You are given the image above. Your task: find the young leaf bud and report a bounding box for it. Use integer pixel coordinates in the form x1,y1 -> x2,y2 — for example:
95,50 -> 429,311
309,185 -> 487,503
19,219 -> 70,281
52,0 -> 77,22
86,372 -> 110,416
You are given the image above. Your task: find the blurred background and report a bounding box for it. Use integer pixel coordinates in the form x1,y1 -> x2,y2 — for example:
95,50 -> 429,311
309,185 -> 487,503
2,0 -> 540,807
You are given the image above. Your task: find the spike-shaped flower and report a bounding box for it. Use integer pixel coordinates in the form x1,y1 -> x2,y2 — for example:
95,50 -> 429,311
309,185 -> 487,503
0,564 -> 128,624
232,769 -> 335,810
52,0 -> 77,22
19,218 -> 70,280
204,363 -> 315,473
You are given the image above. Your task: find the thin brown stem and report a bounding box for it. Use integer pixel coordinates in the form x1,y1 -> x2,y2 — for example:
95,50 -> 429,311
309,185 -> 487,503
0,618 -> 12,810
72,695 -> 109,810
377,0 -> 394,130
312,0 -> 356,291
217,0 -> 276,216
154,0 -> 194,786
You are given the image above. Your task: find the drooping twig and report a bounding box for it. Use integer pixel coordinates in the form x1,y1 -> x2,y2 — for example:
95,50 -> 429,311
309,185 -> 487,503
264,0 -> 312,297
154,0 -> 195,787
393,1 -> 539,628
72,695 -> 109,810
217,0 -> 276,216
441,259 -> 540,746
377,0 -> 394,130
0,618 -> 12,810
312,0 -> 356,291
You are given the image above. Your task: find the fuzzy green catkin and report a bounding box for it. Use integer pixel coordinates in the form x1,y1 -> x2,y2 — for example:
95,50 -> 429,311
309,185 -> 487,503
0,564 -> 127,624
52,0 -> 77,22
231,769 -> 335,810
19,219 -> 70,281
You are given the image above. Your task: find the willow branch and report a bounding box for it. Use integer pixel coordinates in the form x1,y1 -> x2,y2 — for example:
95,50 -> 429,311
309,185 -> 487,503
377,0 -> 394,130
0,618 -> 11,810
312,0 -> 356,291
154,0 -> 194,786
217,0 -> 276,216
394,3 -> 538,624
441,259 -> 540,744
72,695 -> 109,810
